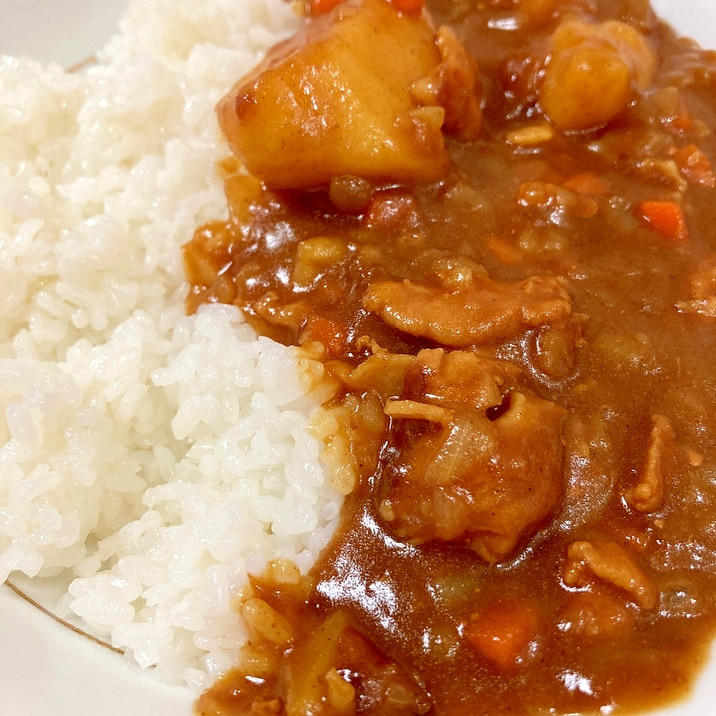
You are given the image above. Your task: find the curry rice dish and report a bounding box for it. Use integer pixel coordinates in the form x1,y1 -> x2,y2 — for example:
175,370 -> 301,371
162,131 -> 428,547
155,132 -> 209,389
4,0 -> 716,714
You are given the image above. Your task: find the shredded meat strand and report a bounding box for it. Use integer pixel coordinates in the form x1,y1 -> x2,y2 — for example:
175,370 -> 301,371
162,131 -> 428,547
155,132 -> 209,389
564,540 -> 659,610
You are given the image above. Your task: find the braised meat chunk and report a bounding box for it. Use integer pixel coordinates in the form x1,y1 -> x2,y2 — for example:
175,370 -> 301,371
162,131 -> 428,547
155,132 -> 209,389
380,349 -> 566,562
363,272 -> 572,347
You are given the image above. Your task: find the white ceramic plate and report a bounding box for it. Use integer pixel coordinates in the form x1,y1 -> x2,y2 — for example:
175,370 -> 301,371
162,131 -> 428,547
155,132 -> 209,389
0,0 -> 127,67
0,1 -> 715,715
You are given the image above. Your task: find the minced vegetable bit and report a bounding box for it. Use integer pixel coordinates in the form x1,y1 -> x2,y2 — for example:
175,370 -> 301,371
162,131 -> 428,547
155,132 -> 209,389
185,0 -> 716,713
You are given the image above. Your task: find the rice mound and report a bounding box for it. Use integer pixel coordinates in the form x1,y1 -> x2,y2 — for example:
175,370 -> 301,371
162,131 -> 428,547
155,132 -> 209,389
0,0 -> 342,690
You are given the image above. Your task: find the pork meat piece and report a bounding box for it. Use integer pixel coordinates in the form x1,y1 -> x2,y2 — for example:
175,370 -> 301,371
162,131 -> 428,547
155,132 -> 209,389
380,349 -> 566,562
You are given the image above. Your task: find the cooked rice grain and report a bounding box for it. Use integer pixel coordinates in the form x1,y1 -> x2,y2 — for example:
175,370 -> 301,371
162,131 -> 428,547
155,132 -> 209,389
0,0 -> 341,690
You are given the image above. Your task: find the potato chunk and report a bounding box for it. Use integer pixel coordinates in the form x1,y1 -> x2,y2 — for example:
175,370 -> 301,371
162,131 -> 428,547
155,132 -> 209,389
217,0 -> 456,188
541,19 -> 656,132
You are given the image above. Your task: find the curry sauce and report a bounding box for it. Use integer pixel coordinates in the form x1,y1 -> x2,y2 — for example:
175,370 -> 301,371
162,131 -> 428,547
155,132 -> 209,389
186,0 -> 716,713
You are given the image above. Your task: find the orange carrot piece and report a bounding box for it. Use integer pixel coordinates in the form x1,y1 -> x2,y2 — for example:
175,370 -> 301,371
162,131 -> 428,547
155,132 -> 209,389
668,92 -> 692,131
562,172 -> 611,196
464,600 -> 538,671
673,144 -> 716,188
637,200 -> 688,243
485,235 -> 523,265
306,0 -> 343,15
390,0 -> 425,13
307,0 -> 423,15
302,315 -> 346,357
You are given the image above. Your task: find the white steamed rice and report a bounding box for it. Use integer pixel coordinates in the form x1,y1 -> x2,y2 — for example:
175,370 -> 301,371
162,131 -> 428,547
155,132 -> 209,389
0,0 -> 343,690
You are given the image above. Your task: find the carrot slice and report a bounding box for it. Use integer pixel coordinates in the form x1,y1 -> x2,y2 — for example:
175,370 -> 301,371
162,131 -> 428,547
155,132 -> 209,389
307,0 -> 424,15
306,0 -> 343,15
390,0 -> 425,13
563,172 -> 611,196
302,315 -> 347,357
668,92 -> 693,131
485,235 -> 523,265
464,600 -> 538,670
637,200 -> 688,243
673,144 -> 716,188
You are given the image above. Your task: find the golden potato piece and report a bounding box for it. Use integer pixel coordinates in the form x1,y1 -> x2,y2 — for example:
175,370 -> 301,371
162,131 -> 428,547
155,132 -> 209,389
541,19 -> 656,132
217,0 -> 451,188
542,40 -> 632,132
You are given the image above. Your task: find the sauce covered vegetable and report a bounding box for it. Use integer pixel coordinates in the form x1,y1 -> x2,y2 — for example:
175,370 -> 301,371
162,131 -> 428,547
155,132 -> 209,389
185,0 -> 716,713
